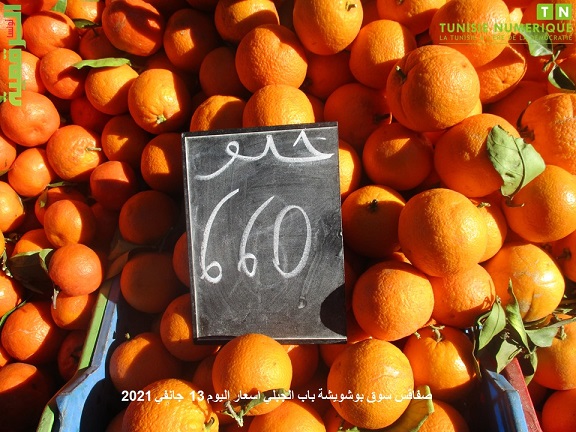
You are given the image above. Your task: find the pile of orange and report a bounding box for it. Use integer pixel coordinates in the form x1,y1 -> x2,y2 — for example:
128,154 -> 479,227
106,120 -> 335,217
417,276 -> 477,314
1,0 -> 576,430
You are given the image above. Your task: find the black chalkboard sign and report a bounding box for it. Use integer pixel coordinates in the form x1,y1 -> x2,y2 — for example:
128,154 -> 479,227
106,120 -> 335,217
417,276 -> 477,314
182,122 -> 346,344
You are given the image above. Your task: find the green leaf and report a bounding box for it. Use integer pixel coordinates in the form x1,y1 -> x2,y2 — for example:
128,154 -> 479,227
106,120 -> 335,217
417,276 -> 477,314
516,351 -> 537,383
494,338 -> 523,373
73,18 -> 99,29
525,326 -> 559,348
504,283 -> 531,351
51,0 -> 67,13
73,58 -> 131,69
518,29 -> 553,57
548,63 -> 576,91
6,249 -> 54,295
222,389 -> 291,427
476,297 -> 507,352
486,125 -> 546,200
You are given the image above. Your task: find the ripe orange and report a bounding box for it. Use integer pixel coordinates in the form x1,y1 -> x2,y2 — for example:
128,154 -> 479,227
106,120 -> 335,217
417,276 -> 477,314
486,79 -> 547,125
0,90 -> 60,147
0,131 -> 16,175
0,341 -> 10,368
473,196 -> 509,262
10,227 -> 53,256
7,147 -> 57,198
292,0 -> 363,55
138,133 -> 183,196
51,292 -> 98,330
247,400 -> 326,432
48,243 -> 104,296
541,388 -> 576,432
57,329 -> 87,382
0,362 -> 54,432
4,0 -> 58,15
199,46 -> 250,98
118,189 -> 179,246
429,263 -> 496,329
65,0 -> 105,22
127,68 -> 193,134
0,181 -> 26,233
122,378 -> 219,431
109,332 -> 183,393
301,51 -> 355,101
1,301 -> 67,365
377,0 -> 447,35
429,0 -> 512,67
69,96 -> 114,134
341,184 -> 405,258
34,185 -> 87,226
89,160 -> 140,211
386,45 -> 481,132
284,344 -> 319,389
189,95 -> 246,132
212,333 -> 292,416
398,188 -> 488,277
39,47 -> 86,100
433,113 -> 520,198
163,7 -> 222,73
502,165 -> 576,243
419,400 -> 471,432
403,325 -> 477,402
160,293 -> 220,362
319,311 -> 371,368
0,271 -> 24,317
214,0 -> 279,44
101,0 -> 165,57
0,49 -> 46,96
42,198 -> 97,247
120,251 -> 186,314
352,260 -> 434,341
362,122 -> 433,191
349,19 -> 417,90
78,26 -> 125,60
84,64 -> 139,116
242,84 -> 315,128
476,45 -> 526,104
550,229 -> 576,282
21,10 -> 79,58
327,338 -> 414,429
518,93 -> 576,174
483,242 -> 565,323
101,114 -> 153,171
338,139 -> 362,201
533,316 -> 576,391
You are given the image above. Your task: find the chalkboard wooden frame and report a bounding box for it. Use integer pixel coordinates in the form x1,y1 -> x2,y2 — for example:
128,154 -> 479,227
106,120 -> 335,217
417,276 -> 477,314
182,122 -> 346,344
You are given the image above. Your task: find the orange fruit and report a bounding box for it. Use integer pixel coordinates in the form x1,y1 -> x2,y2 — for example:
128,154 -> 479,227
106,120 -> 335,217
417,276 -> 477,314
160,293 -> 220,362
118,189 -> 179,246
0,341 -> 10,368
398,188 -> 488,277
109,332 -> 184,392
84,64 -> 139,116
138,132 -> 183,196
502,165 -> 576,243
376,0 -> 447,35
212,333 -> 292,416
22,10 -> 79,58
101,0 -> 165,57
34,185 -> 87,226
1,301 -> 67,364
0,181 -> 26,233
0,49 -> 46,95
122,378 -> 219,431
39,47 -> 87,100
338,139 -> 362,201
323,82 -> 390,153
163,7 -> 222,73
482,242 -> 565,323
386,45 -> 481,132
120,251 -> 186,314
292,0 -> 363,55
0,271 -> 24,317
46,124 -> 105,182
349,19 -> 417,90
352,260 -> 434,341
4,0 -> 58,15
362,122 -> 433,191
519,93 -> 576,174
476,45 -> 527,104
69,96 -> 114,134
48,243 -> 104,296
42,198 -> 97,247
550,229 -> 576,282
418,400 -> 471,432
199,46 -> 250,98
189,94 -> 246,132
0,131 -> 17,175
247,400 -> 325,432
0,362 -> 54,431
301,50 -> 355,101
429,0 -> 512,67
319,311 -> 371,368
284,344 -> 319,389
172,231 -> 190,288
101,114 -> 153,171
11,228 -> 52,256
57,329 -> 87,382
127,68 -> 193,134
78,26 -> 125,60
327,338 -> 414,429
341,184 -> 405,258
214,0 -> 279,44
541,388 -> 576,432
433,113 -> 520,198
475,197 -> 509,262
65,0 -> 105,22
51,292 -> 98,330
242,84 -> 315,128
7,147 -> 57,198
0,90 -> 60,147
403,325 -> 477,402
89,160 -> 140,211
235,24 -> 307,93
429,263 -> 496,329
533,317 -> 576,390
